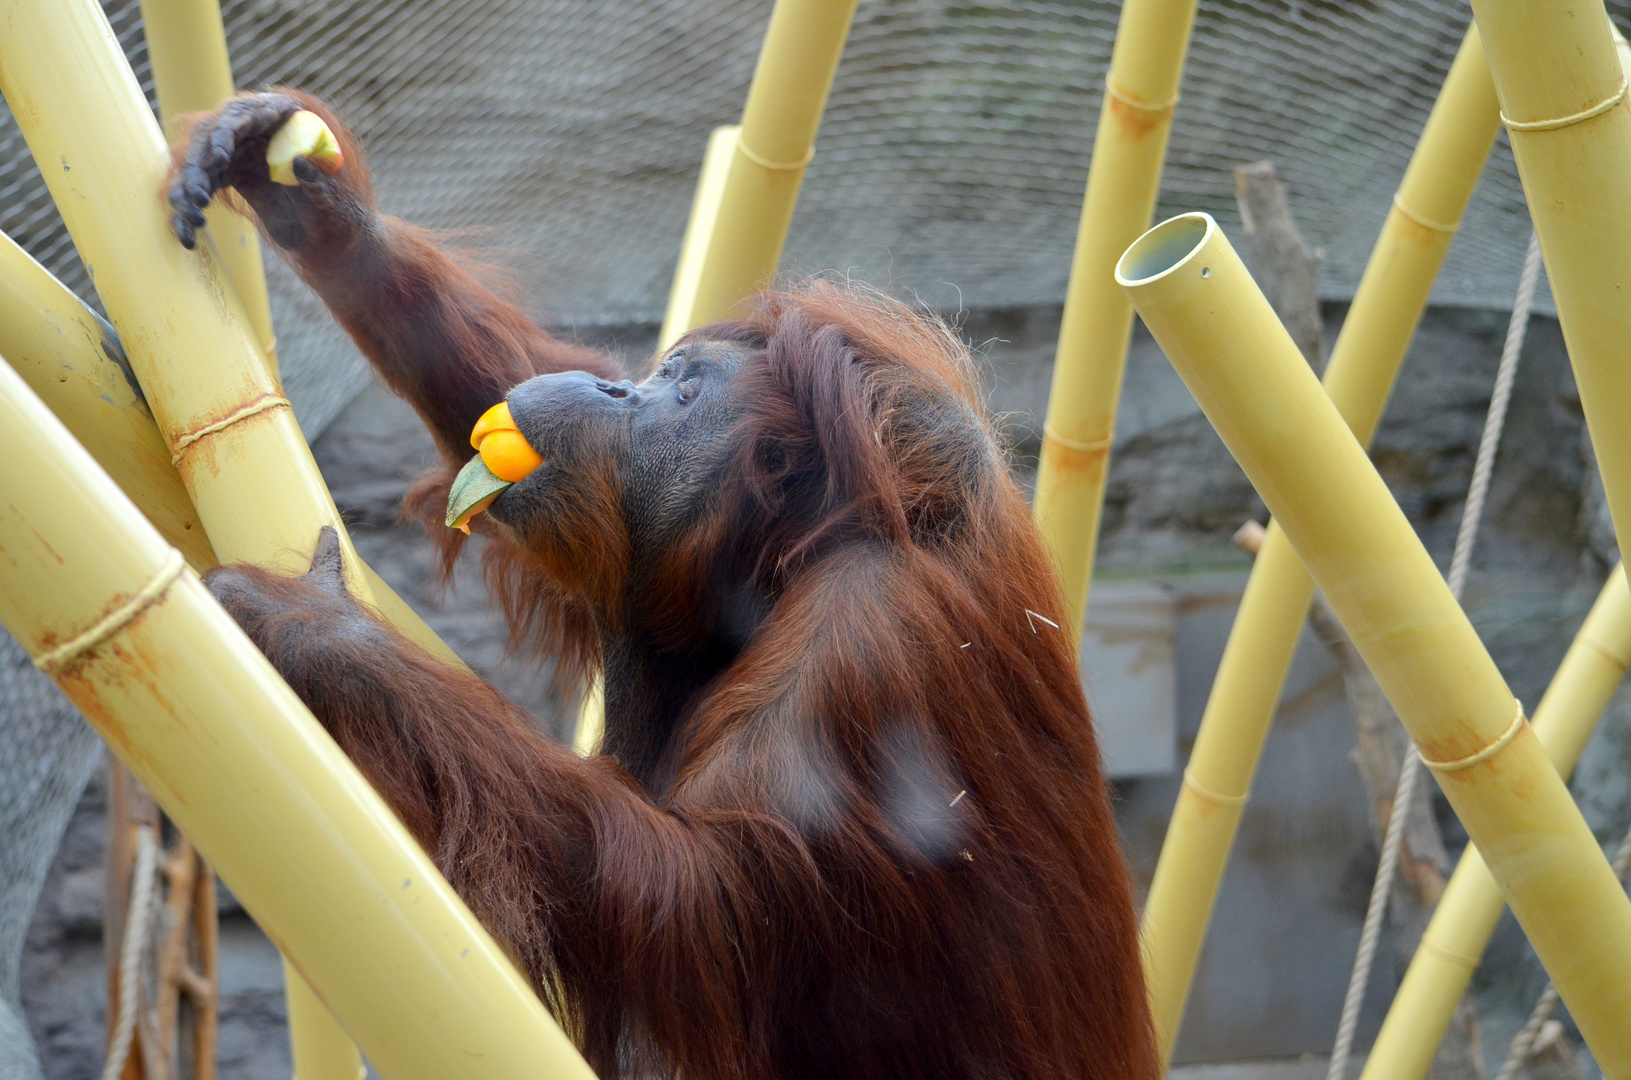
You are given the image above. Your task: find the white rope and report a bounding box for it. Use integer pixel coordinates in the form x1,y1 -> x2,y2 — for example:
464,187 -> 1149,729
1447,231 -> 1541,599
102,825 -> 159,1080
1493,826 -> 1631,1080
1326,230 -> 1543,1080
1326,741 -> 1423,1080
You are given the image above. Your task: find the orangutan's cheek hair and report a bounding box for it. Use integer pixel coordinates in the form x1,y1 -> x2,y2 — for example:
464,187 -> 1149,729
187,89 -> 1157,1080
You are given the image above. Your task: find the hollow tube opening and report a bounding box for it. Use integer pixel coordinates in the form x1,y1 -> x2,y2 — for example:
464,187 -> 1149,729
1116,212 -> 1216,286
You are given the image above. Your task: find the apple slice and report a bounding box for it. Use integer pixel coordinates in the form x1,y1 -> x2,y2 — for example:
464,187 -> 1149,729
266,110 -> 344,186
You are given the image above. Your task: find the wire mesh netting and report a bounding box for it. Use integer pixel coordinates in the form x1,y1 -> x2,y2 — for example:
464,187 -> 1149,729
0,0 -> 1599,440
0,630 -> 102,1080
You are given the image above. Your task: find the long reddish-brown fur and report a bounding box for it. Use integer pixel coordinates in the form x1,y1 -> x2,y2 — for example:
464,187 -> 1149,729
187,89 -> 1158,1080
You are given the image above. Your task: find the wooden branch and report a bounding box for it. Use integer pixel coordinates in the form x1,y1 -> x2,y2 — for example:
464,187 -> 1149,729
157,836 -> 198,1073
190,867 -> 218,1080
1234,161 -> 1326,371
105,760 -> 219,1080
106,761 -> 159,1080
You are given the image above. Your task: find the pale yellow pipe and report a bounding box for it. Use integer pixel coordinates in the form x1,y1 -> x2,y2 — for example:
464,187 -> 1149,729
0,355 -> 596,1080
573,674 -> 605,758
1118,212 -> 1631,1073
1472,2 -> 1631,628
0,0 -> 367,591
139,0 -> 278,373
4,16 -> 459,1063
1031,0 -> 1200,641
1135,26 -> 1502,1062
0,229 -> 215,571
660,125 -> 740,350
1,6 -> 468,1071
286,964 -> 364,1080
1363,564 -> 1631,1080
0,227 -> 462,669
1,216 -> 457,1080
662,0 -> 857,335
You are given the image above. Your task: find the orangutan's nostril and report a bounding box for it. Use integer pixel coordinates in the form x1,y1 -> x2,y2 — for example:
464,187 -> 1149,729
596,380 -> 633,399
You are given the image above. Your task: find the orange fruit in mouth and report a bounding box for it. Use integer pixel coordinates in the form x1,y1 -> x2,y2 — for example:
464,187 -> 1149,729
447,401 -> 543,532
478,429 -> 544,482
470,401 -> 544,482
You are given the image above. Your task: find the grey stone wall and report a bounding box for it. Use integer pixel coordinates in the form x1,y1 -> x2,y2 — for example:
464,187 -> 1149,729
22,303 -> 1629,1077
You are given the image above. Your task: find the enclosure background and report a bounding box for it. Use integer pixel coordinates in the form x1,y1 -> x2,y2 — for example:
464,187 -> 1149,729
0,0 -> 1587,438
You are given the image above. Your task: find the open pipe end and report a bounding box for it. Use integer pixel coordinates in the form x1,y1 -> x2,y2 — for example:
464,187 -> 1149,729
1115,212 -> 1218,288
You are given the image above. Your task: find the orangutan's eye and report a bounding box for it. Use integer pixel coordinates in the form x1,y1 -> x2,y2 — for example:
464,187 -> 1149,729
677,376 -> 701,403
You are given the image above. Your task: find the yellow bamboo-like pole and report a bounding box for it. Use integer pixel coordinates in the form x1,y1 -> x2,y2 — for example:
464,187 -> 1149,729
1118,212 -> 1631,1072
641,0 -> 855,752
1031,0 -> 1200,641
1135,26 -> 1501,1061
286,966 -> 364,1080
573,675 -> 605,757
1362,563 -> 1631,1080
1472,1 -> 1631,601
660,0 -> 857,337
0,228 -> 462,669
0,355 -> 596,1080
0,230 -> 215,571
0,0 -> 363,590
0,186 -> 453,1080
659,125 -> 740,350
0,221 -> 467,1080
0,5 -> 469,1071
138,0 -> 277,372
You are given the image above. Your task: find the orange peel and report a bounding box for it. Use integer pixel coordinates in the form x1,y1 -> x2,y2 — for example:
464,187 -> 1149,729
446,455 -> 511,535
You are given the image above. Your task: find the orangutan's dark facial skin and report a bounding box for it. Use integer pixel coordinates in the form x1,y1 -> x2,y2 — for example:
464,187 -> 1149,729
491,341 -> 751,561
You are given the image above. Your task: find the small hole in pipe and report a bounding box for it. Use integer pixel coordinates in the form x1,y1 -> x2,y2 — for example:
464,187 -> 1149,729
1200,267 -> 1211,278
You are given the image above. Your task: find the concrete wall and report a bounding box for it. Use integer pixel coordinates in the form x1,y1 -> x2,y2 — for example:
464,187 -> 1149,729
22,303 -> 1630,1077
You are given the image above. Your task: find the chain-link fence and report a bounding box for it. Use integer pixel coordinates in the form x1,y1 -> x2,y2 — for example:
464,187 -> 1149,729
1,0 -> 1593,439
0,632 -> 102,1080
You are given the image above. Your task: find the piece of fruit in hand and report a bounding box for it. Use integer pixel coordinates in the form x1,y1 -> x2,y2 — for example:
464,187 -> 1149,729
266,110 -> 344,186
